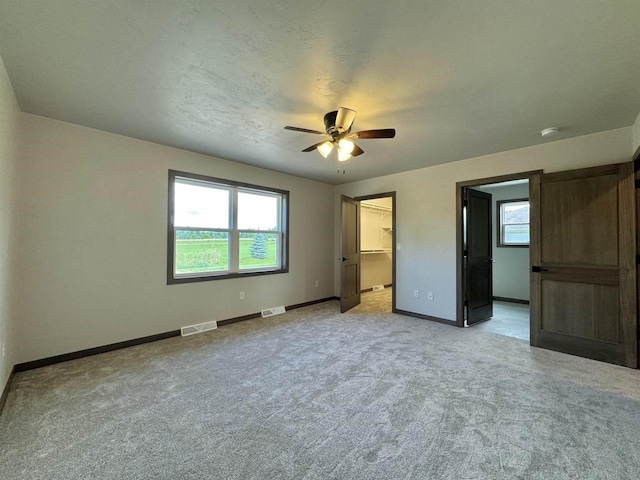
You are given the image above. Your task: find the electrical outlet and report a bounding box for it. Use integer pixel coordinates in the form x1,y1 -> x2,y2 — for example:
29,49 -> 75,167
428,291 -> 434,301
315,280 -> 320,287
397,243 -> 402,251
413,290 -> 419,298
239,291 -> 245,300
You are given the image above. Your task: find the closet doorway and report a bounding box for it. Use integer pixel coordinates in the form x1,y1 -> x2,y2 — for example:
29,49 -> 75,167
354,192 -> 396,313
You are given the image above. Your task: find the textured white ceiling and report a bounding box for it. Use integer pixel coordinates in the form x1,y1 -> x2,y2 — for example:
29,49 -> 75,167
1,1 -> 639,184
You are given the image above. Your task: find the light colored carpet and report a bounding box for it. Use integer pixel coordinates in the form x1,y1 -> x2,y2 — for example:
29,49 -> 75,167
351,287 -> 392,314
1,300 -> 640,479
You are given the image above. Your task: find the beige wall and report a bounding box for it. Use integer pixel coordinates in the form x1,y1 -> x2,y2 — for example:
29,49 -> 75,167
0,55 -> 19,389
16,114 -> 335,363
634,111 -> 640,155
335,127 -> 633,321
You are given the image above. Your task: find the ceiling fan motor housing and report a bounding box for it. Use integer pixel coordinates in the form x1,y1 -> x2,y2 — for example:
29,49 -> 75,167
324,110 -> 341,135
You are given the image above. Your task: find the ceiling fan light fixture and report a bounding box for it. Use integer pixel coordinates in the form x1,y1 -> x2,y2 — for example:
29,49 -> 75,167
285,108 -> 396,165
317,141 -> 334,158
338,138 -> 355,155
338,150 -> 352,162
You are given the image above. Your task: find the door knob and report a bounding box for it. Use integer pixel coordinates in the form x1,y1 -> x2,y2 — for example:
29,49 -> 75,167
342,257 -> 347,262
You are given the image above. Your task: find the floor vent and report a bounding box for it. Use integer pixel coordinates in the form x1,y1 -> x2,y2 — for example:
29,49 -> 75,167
372,284 -> 385,291
181,320 -> 218,337
261,306 -> 286,318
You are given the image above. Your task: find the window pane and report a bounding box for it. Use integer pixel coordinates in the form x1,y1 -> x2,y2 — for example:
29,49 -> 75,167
175,230 -> 229,274
504,224 -> 530,244
175,182 -> 229,228
239,233 -> 279,270
238,191 -> 279,230
503,203 -> 529,224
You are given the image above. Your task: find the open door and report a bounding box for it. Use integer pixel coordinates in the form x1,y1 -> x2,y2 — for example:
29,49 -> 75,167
341,195 -> 361,312
465,188 -> 493,325
530,163 -> 637,367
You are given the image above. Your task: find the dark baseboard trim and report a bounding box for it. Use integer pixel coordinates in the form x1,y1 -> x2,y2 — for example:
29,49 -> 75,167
493,296 -> 530,305
287,296 -> 339,310
216,312 -> 261,327
0,367 -> 16,416
14,330 -> 181,373
360,283 -> 393,293
217,296 -> 338,327
13,297 -> 341,374
394,309 -> 457,327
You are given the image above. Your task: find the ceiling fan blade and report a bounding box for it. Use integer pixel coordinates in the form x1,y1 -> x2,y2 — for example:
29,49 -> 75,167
335,107 -> 356,131
302,141 -> 331,152
284,126 -> 326,135
353,128 -> 396,139
351,143 -> 364,156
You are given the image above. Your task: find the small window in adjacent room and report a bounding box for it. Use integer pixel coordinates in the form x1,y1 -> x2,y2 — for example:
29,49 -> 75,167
497,199 -> 529,247
168,170 -> 289,284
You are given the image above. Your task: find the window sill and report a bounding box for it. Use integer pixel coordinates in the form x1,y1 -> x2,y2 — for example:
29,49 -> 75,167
168,267 -> 288,285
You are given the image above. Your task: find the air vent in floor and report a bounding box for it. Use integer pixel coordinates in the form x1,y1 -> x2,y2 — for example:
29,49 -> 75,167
261,306 -> 286,318
181,320 -> 217,337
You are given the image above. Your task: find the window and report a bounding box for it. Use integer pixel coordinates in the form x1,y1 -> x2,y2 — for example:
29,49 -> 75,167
497,199 -> 529,247
168,170 -> 288,283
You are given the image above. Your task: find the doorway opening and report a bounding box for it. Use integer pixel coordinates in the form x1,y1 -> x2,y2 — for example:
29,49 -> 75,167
357,194 -> 394,313
340,192 -> 396,313
456,171 -> 541,342
457,164 -> 637,367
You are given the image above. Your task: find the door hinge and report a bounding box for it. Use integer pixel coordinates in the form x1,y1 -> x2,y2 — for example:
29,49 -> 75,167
637,254 -> 640,264
463,199 -> 468,207
463,249 -> 468,257
464,299 -> 468,306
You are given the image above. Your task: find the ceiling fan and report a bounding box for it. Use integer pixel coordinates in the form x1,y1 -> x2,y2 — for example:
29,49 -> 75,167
284,107 -> 396,162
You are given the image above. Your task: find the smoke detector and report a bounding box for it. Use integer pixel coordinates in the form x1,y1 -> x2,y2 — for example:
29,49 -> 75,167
541,127 -> 559,138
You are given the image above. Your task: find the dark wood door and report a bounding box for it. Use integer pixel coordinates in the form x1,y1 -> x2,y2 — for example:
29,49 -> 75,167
341,195 -> 361,313
530,163 -> 637,367
465,188 -> 493,325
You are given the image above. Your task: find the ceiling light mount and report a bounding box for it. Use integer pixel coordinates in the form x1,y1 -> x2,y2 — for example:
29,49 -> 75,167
541,127 -> 559,138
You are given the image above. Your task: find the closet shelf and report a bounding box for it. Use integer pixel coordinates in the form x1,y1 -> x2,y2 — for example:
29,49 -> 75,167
362,249 -> 392,254
361,201 -> 392,220
361,201 -> 392,212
